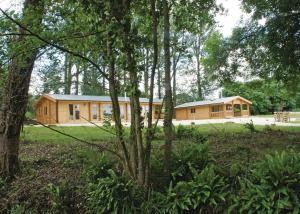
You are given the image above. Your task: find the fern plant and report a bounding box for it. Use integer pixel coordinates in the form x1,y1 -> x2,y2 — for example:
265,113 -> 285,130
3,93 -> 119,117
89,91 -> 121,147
86,169 -> 144,214
152,166 -> 227,213
229,151 -> 300,213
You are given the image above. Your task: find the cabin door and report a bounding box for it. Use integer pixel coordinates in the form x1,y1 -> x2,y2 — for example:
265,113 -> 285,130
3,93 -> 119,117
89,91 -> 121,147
234,104 -> 241,117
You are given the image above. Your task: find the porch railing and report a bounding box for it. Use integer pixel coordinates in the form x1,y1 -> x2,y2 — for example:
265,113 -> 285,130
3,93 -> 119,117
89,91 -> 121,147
210,111 -> 224,118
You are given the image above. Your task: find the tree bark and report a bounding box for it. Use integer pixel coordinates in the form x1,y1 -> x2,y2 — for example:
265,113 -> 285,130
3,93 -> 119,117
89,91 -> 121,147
121,6 -> 145,186
145,0 -> 159,187
157,52 -> 162,99
172,51 -> 177,106
195,35 -> 203,100
162,0 -> 173,181
64,53 -> 72,94
144,48 -> 149,97
75,67 -> 80,95
106,32 -> 133,178
0,0 -> 44,177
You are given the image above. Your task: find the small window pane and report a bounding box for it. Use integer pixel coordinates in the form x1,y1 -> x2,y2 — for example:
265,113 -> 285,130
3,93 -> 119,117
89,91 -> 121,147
191,108 -> 196,113
75,104 -> 80,120
212,105 -> 221,112
69,104 -> 74,120
120,105 -> 125,119
103,104 -> 112,118
242,104 -> 248,110
226,104 -> 232,111
92,104 -> 97,119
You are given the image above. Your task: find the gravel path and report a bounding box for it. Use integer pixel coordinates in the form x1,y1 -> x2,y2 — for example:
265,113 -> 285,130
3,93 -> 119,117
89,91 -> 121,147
43,116 -> 300,127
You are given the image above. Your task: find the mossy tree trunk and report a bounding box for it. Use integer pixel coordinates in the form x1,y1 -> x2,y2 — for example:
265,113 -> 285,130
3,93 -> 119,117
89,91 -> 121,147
0,0 -> 44,178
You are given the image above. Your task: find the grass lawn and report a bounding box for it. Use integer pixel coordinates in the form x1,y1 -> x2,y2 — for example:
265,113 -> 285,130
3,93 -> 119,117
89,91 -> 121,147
20,123 -> 300,173
1,123 -> 299,212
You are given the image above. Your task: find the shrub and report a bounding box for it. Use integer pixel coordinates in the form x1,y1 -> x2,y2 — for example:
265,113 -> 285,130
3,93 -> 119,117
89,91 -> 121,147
86,170 -> 144,213
82,154 -> 116,183
10,204 -> 25,214
0,177 -> 7,194
147,166 -> 227,213
176,125 -> 207,144
229,151 -> 300,213
172,143 -> 211,182
244,119 -> 256,133
46,182 -> 68,213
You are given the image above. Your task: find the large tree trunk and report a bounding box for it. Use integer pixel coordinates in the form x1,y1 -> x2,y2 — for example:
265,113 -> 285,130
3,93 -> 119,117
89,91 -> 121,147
163,0 -> 173,181
0,0 -> 44,177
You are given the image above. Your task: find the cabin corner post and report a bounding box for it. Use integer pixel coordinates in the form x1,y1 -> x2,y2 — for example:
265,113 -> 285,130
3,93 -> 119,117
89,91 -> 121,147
125,103 -> 128,121
88,102 -> 91,121
56,101 -> 59,124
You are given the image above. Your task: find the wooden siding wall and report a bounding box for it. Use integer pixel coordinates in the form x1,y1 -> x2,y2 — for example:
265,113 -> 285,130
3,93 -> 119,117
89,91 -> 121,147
36,98 -> 57,124
175,98 -> 251,120
36,97 -> 162,124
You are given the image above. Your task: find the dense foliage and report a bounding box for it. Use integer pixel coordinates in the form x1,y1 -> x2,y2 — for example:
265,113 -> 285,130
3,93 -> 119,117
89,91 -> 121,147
84,147 -> 300,213
223,80 -> 299,114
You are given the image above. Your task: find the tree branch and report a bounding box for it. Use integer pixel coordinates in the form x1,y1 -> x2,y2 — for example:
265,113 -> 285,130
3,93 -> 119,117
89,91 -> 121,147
26,118 -> 124,160
0,8 -> 109,80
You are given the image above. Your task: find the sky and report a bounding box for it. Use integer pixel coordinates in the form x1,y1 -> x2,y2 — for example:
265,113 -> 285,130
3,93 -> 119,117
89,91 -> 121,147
0,0 -> 247,97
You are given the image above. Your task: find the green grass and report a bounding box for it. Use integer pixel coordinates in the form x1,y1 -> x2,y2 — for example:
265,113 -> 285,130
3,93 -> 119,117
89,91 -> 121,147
1,123 -> 298,213
22,123 -> 300,145
22,125 -> 116,144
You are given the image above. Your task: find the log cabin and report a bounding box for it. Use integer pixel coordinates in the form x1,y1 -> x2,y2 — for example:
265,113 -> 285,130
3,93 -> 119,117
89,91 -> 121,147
35,94 -> 163,124
175,96 -> 251,120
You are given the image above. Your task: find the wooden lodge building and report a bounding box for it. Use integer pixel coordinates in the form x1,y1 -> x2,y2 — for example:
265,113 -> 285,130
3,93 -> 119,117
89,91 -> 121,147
175,96 -> 252,120
35,94 -> 163,124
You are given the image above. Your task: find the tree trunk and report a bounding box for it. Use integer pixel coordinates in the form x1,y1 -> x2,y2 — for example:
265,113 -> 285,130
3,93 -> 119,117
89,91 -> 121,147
144,48 -> 149,97
172,52 -> 177,107
157,55 -> 162,99
145,0 -> 158,187
195,35 -> 203,100
102,65 -> 106,95
75,67 -> 80,95
106,32 -> 133,178
0,0 -> 44,177
121,8 -> 145,186
64,53 -> 72,94
163,0 -> 173,181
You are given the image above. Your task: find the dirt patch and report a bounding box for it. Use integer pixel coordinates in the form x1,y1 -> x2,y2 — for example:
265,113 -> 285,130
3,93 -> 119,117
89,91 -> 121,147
0,142 -> 86,213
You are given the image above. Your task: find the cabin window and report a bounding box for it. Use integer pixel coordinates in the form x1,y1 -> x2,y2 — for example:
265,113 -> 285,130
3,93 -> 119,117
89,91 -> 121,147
44,106 -> 48,115
127,105 -> 131,120
92,104 -> 98,119
69,104 -> 74,120
226,104 -> 232,111
103,104 -> 112,118
191,108 -> 196,113
120,105 -> 125,119
242,104 -> 248,110
212,105 -> 221,112
75,104 -> 80,120
141,105 -> 149,117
